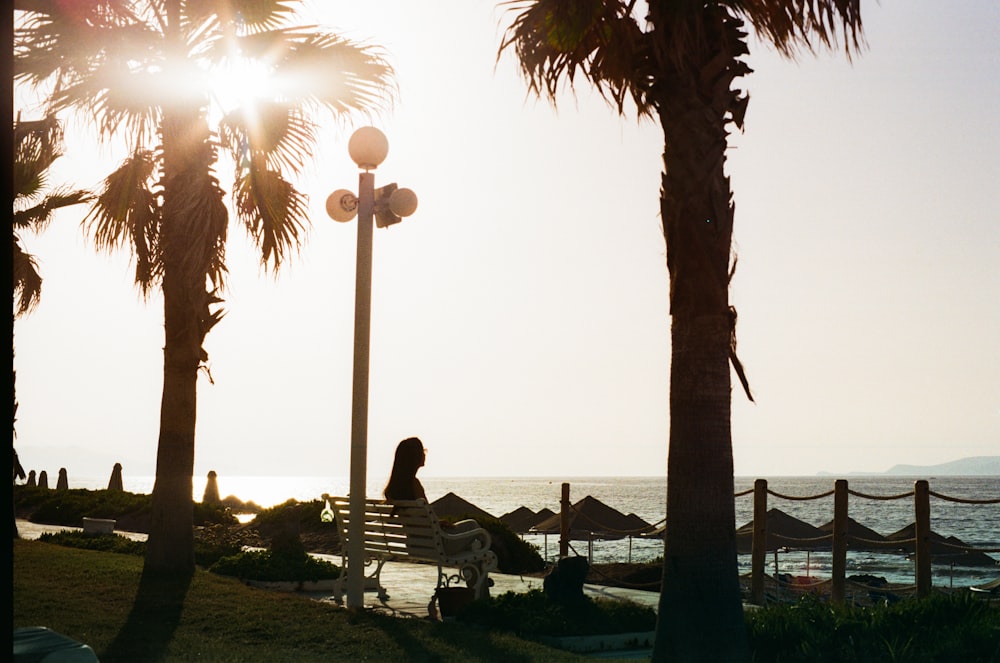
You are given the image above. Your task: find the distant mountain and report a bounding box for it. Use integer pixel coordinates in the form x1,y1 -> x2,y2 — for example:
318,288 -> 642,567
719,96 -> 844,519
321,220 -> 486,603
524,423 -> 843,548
819,456 -> 1000,477
882,456 -> 1000,476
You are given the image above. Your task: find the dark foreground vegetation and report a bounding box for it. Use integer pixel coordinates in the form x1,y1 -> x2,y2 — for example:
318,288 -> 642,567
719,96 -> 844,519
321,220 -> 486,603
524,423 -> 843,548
15,487 -> 1000,661
16,523 -> 582,662
746,593 -> 998,663
15,537 -> 1000,662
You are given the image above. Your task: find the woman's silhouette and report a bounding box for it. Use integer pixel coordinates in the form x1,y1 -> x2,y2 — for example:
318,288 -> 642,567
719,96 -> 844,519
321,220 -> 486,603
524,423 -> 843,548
384,436 -> 427,501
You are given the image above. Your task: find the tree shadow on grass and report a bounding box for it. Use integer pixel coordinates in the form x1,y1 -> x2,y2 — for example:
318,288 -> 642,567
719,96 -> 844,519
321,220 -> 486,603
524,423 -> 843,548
101,570 -> 193,663
371,612 -> 536,663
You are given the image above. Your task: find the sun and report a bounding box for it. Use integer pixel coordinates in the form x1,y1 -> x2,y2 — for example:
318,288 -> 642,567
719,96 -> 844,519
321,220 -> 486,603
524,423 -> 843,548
207,52 -> 278,120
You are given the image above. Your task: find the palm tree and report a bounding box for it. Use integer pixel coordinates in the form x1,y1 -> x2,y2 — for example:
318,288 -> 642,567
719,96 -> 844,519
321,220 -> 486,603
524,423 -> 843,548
13,114 -> 90,318
14,0 -> 394,576
500,2 -> 863,660
12,113 -> 91,539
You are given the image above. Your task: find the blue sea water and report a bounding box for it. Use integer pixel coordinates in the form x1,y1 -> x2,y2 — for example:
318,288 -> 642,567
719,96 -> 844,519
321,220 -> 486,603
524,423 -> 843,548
56,474 -> 999,588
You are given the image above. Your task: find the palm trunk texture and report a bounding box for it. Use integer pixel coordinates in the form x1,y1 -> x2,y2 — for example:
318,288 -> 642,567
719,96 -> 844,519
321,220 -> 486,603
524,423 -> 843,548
143,106 -> 223,576
651,7 -> 750,662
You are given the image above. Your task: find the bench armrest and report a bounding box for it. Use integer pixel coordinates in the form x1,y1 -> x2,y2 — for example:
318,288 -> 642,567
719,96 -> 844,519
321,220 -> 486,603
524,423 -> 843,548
438,520 -> 491,556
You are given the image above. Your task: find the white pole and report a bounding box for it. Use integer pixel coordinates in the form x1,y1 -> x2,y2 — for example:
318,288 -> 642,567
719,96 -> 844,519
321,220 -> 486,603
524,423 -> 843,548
346,171 -> 375,609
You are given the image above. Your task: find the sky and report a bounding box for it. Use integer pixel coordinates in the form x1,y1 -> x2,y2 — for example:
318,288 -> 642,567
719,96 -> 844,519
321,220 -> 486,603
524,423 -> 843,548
12,0 -> 1000,487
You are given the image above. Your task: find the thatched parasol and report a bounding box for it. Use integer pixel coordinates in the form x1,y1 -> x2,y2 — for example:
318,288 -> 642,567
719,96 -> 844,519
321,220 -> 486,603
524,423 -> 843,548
531,495 -> 653,541
735,508 -> 829,553
499,506 -> 556,533
886,523 -> 999,567
430,492 -> 494,521
818,517 -> 888,552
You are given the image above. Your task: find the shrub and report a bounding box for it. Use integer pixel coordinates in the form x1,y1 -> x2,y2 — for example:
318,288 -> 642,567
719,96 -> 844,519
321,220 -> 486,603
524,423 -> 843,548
15,486 -> 237,529
193,501 -> 238,527
37,531 -> 146,556
442,515 -> 546,575
745,593 -> 1000,662
209,549 -> 340,582
194,523 -> 263,568
458,588 -> 656,637
17,486 -> 151,526
250,499 -> 333,534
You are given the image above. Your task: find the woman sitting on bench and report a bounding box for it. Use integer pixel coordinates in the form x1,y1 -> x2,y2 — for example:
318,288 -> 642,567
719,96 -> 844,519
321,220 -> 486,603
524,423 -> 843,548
384,437 -> 483,551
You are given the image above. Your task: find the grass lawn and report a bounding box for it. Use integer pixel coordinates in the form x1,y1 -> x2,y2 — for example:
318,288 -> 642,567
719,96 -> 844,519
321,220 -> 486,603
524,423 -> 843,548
13,539 -> 589,663
15,537 -> 999,662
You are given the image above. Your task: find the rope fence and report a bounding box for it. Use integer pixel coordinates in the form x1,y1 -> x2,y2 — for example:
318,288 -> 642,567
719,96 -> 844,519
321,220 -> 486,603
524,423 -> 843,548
744,479 -> 997,604
929,490 -> 1000,505
548,479 -> 998,604
847,488 -> 914,501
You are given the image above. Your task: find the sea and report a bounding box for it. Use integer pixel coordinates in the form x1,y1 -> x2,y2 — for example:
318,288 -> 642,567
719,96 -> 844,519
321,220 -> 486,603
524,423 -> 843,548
56,474 -> 999,589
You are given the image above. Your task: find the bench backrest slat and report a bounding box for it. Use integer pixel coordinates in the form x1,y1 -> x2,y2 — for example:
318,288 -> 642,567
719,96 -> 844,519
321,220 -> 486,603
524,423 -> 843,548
329,497 -> 445,562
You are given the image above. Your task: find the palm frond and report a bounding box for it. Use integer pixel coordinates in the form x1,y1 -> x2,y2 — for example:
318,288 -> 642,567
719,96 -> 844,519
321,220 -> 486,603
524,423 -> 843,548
219,102 -> 315,176
184,0 -> 298,35
18,3 -> 168,142
729,0 -> 865,59
13,115 -> 64,203
14,0 -> 145,87
50,60 -> 166,143
499,0 -> 649,115
267,30 -> 395,116
14,188 -> 93,233
12,236 -> 43,318
85,148 -> 163,294
232,166 -> 307,271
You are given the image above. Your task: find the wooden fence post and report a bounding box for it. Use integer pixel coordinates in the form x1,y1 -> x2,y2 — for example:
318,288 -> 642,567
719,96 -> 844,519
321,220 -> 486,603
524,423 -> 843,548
751,479 -> 767,605
915,479 -> 931,597
559,482 -> 570,558
832,479 -> 848,603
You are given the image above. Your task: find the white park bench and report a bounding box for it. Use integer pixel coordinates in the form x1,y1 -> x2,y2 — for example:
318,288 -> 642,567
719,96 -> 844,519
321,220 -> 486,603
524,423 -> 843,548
323,496 -> 498,604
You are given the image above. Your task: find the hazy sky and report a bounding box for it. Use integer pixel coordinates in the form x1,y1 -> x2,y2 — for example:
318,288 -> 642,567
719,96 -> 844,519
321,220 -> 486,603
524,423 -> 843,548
12,0 -> 999,486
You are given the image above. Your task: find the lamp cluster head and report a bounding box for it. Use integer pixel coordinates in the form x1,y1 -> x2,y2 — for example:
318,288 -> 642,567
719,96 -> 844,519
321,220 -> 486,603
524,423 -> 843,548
326,126 -> 418,225
348,126 -> 389,170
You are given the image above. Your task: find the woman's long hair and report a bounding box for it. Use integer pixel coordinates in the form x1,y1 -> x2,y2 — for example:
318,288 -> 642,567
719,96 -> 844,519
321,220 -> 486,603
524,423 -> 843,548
384,437 -> 425,501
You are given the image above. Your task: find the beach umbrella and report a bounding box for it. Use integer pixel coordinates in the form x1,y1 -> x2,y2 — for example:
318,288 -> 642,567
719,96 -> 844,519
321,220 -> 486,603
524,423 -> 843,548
430,492 -> 494,521
819,517 -> 889,552
500,506 -> 556,533
56,468 -> 68,491
735,508 -> 829,553
531,495 -> 653,540
886,524 -> 999,567
499,506 -> 537,533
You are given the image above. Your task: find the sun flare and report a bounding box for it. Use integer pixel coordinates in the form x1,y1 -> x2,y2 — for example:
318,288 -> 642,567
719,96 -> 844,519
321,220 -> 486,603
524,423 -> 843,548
207,54 -> 277,119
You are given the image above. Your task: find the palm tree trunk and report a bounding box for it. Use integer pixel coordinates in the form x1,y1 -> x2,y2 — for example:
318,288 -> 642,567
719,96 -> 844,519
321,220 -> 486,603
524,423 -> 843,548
143,105 -> 221,576
656,314 -> 746,660
144,283 -> 198,575
651,8 -> 750,661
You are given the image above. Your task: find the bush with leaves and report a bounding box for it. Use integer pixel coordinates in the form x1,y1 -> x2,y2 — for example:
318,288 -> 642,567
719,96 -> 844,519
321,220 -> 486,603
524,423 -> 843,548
250,499 -> 329,533
442,515 -> 545,575
746,592 -> 1000,662
37,531 -> 146,556
16,486 -> 150,525
15,486 -> 236,529
209,549 -> 340,583
194,523 -> 263,568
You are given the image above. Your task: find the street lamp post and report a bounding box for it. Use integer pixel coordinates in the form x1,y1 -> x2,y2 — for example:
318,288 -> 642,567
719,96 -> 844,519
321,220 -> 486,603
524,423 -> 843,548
326,127 -> 417,609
